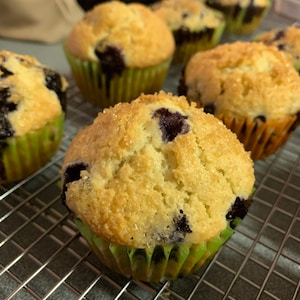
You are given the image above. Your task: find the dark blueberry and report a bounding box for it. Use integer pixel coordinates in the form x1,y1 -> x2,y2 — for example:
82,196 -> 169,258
153,108 -> 189,142
155,210 -> 193,244
0,114 -> 14,140
0,66 -> 13,78
226,197 -> 252,228
274,30 -> 285,41
174,209 -> 192,234
0,87 -> 15,181
203,103 -> 215,115
95,45 -> 125,75
277,44 -> 286,51
6,102 -> 17,112
0,87 -> 15,140
43,68 -> 67,112
61,162 -> 88,204
0,87 -> 11,104
182,12 -> 189,19
94,44 -> 125,97
151,245 -> 166,264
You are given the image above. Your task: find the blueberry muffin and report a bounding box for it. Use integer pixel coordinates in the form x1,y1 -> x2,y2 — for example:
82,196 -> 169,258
179,41 -> 300,160
64,1 -> 175,107
205,0 -> 271,34
61,91 -> 254,282
255,24 -> 300,73
0,50 -> 67,184
152,0 -> 225,64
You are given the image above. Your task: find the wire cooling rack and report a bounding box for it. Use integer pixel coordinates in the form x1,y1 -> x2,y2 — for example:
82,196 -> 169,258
1,6 -> 300,300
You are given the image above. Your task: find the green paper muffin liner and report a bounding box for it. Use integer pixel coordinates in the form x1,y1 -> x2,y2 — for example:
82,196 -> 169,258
206,1 -> 271,35
64,47 -> 172,108
294,64 -> 300,74
74,218 -> 237,282
0,113 -> 64,185
172,23 -> 225,64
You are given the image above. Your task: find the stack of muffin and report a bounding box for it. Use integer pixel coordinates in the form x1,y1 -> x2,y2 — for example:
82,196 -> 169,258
60,0 -> 256,283
60,0 -> 300,283
4,0 -> 300,285
63,0 -> 274,109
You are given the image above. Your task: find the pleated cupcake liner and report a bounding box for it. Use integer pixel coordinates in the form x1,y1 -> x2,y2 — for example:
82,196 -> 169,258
172,23 -> 225,64
218,114 -> 300,160
0,113 -> 64,184
206,1 -> 271,35
64,47 -> 172,108
75,218 -> 236,282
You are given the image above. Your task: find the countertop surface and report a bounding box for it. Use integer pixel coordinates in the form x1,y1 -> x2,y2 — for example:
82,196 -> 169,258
0,38 -> 69,75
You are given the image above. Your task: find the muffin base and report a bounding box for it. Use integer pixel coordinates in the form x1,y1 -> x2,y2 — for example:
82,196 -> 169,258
74,218 -> 236,282
0,113 -> 64,185
206,1 -> 271,34
64,48 -> 172,108
172,23 -> 225,64
219,114 -> 300,160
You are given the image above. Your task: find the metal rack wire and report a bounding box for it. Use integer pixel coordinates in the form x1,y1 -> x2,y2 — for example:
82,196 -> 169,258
1,6 -> 300,300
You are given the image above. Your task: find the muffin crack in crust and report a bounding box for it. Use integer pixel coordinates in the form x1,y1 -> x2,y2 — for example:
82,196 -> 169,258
62,91 -> 254,248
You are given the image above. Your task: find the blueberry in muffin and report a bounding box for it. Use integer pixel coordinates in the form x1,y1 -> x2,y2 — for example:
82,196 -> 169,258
61,91 -> 255,281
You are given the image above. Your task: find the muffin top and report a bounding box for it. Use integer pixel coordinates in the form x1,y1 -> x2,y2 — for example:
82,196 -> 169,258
66,1 -> 175,68
152,0 -> 225,32
182,41 -> 300,120
62,91 -> 254,248
255,24 -> 300,71
205,0 -> 269,7
0,50 -> 67,138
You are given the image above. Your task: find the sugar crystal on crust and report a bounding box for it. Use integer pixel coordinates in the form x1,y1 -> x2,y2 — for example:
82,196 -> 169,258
62,91 -> 255,248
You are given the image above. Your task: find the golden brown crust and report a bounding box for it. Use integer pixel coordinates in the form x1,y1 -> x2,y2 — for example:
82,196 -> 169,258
62,91 -> 254,248
0,50 -> 67,136
183,41 -> 300,120
66,1 -> 175,68
255,25 -> 300,71
152,0 -> 225,31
